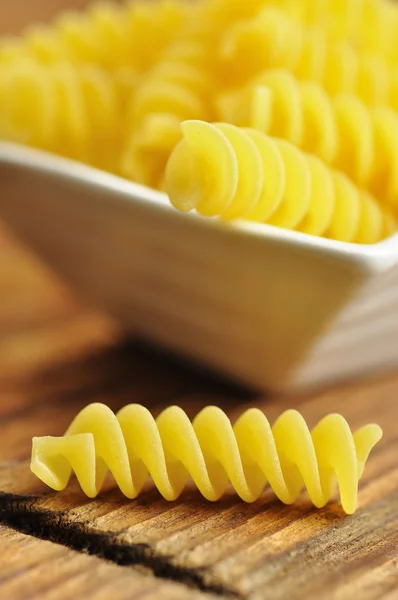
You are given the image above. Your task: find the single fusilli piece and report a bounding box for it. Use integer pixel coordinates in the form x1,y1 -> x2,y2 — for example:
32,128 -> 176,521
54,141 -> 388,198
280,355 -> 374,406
165,120 -> 396,243
0,59 -> 120,171
220,6 -> 398,108
30,403 -> 382,514
217,68 -> 398,207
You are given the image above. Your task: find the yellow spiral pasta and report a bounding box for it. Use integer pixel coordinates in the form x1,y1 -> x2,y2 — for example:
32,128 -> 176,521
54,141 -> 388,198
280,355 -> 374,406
220,6 -> 398,108
165,120 -> 396,243
204,0 -> 398,64
283,0 -> 398,62
200,0 -> 267,26
121,113 -> 185,189
218,68 -> 398,207
0,0 -> 187,71
112,65 -> 141,110
1,0 -> 397,240
0,59 -> 120,171
30,402 -> 382,514
131,50 -> 215,132
120,32 -> 215,189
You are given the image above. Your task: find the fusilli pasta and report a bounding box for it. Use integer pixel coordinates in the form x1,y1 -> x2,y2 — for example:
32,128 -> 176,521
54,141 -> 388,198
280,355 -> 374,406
1,0 -> 396,244
0,1 -> 188,71
165,120 -> 395,243
217,69 -> 398,206
30,402 -> 382,514
0,59 -> 120,170
220,6 -> 397,107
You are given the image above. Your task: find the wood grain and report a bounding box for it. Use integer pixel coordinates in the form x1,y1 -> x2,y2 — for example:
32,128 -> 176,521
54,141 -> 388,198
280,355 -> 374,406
0,526 -> 212,600
0,227 -> 397,600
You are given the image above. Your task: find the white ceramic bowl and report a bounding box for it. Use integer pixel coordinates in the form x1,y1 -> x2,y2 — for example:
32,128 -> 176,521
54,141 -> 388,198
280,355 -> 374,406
1,142 -> 398,393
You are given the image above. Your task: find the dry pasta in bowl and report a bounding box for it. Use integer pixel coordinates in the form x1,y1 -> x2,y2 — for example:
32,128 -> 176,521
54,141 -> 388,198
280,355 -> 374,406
1,0 -> 398,246
165,120 -> 396,243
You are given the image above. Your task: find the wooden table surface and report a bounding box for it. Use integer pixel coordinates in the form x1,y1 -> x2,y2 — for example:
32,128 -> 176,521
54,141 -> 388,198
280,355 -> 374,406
0,225 -> 397,600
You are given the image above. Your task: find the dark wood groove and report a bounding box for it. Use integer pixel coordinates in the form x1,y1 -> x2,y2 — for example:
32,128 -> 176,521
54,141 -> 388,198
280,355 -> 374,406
0,493 -> 241,599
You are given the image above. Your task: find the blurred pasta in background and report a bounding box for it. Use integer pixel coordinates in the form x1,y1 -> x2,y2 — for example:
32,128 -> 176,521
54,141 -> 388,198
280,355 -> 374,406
1,0 -> 398,242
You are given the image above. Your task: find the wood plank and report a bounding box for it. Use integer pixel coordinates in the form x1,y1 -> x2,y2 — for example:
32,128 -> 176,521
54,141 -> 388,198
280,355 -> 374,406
0,286 -> 397,600
0,196 -> 397,600
0,526 -> 212,600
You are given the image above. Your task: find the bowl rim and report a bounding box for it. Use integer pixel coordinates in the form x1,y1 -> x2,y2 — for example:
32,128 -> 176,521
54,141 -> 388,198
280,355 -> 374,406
1,140 -> 397,274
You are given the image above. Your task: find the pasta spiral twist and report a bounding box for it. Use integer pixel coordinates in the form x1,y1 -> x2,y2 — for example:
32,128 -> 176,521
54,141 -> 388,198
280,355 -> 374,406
200,0 -> 267,26
0,1 -> 187,72
165,120 -> 395,243
218,69 -> 398,206
284,0 -> 398,62
0,59 -> 120,171
30,403 -> 382,514
220,6 -> 398,108
121,34 -> 215,189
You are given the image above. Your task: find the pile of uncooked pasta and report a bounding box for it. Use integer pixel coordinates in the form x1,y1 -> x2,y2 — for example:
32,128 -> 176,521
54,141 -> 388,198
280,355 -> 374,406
1,0 -> 398,243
